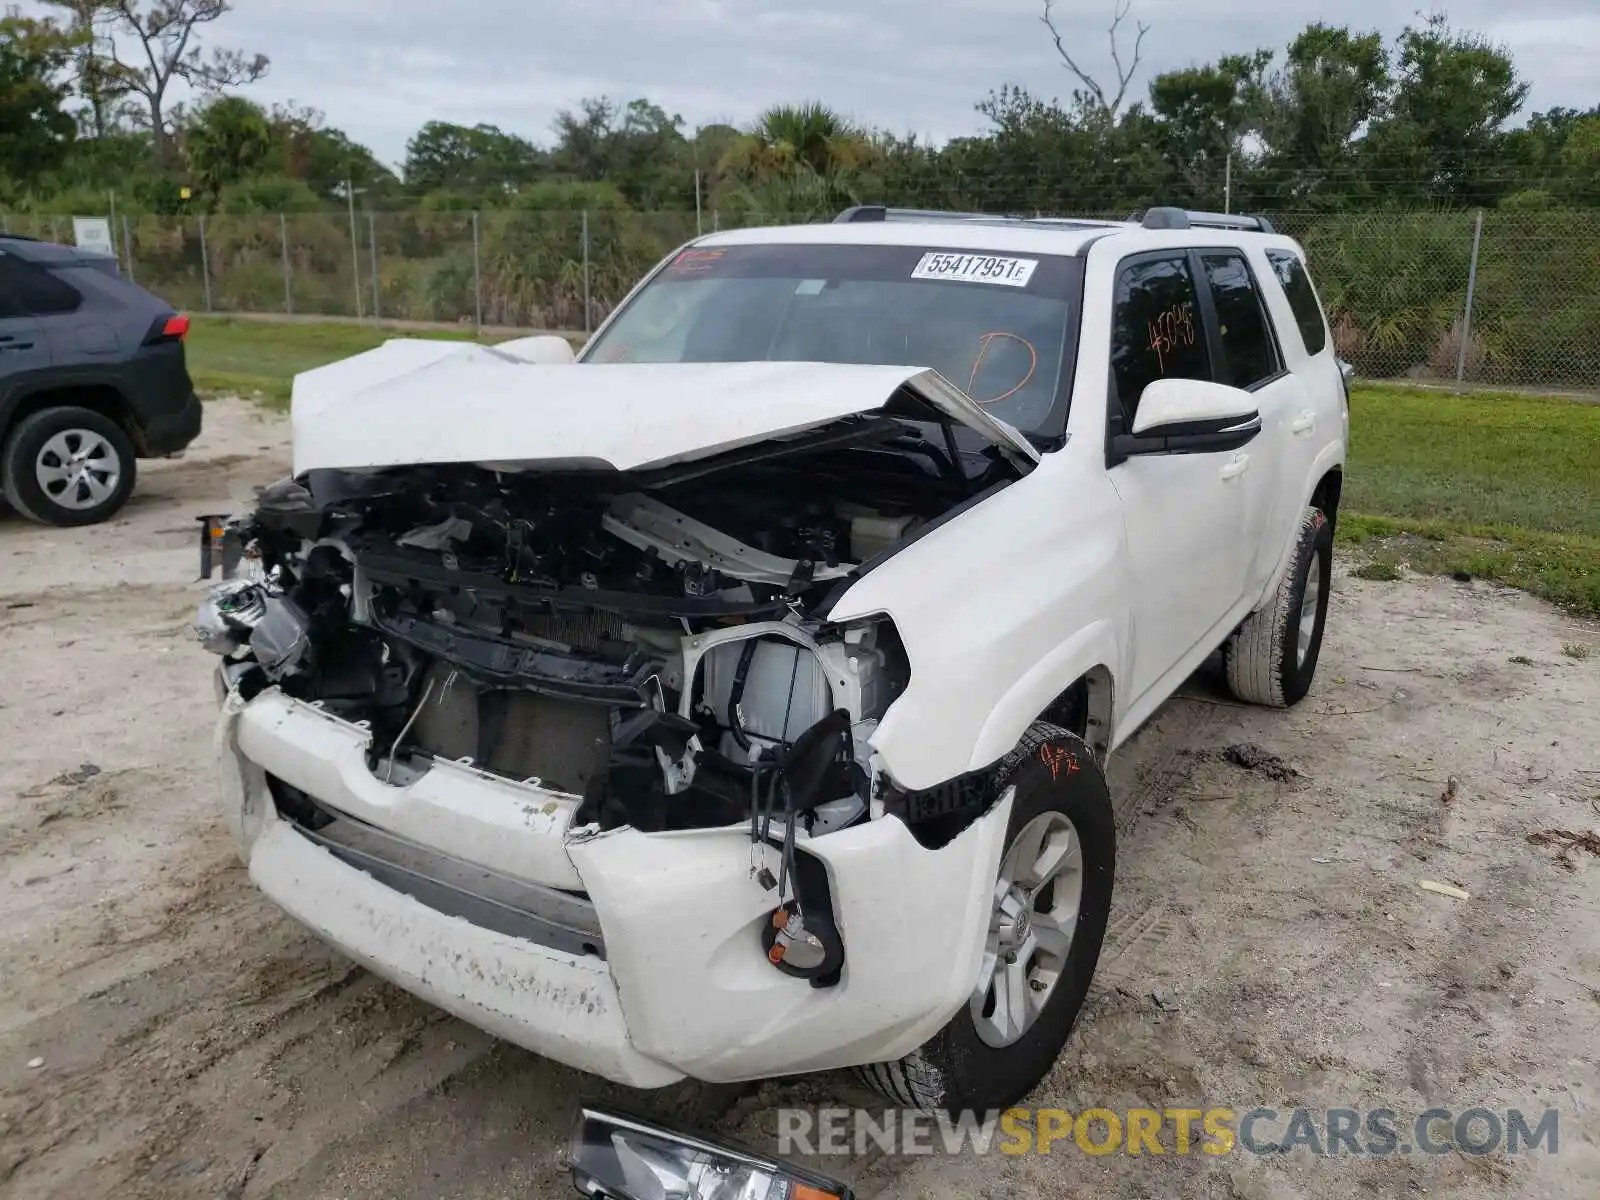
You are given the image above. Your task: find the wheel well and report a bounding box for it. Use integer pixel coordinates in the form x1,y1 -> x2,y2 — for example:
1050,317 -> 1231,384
1310,468 -> 1343,533
2,385 -> 140,453
1041,665 -> 1114,763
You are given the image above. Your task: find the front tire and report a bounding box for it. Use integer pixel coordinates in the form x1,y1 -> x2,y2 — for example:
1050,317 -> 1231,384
1223,505 -> 1332,707
2,406 -> 137,527
859,723 -> 1115,1112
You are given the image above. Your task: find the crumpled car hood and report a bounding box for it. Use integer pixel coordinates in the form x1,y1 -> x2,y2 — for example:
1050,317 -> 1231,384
289,340 -> 1039,476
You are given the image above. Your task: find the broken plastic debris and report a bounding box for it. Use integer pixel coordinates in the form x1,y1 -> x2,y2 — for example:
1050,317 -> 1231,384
1312,857 -> 1334,864
1419,880 -> 1470,901
27,1057 -> 44,1069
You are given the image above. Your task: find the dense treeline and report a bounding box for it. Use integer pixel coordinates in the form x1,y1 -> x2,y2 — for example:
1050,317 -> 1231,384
0,3 -> 1594,217
1,2 -> 1596,386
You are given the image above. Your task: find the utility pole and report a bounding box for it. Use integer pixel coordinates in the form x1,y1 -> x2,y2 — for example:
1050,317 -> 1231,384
1224,151 -> 1232,215
345,178 -> 362,319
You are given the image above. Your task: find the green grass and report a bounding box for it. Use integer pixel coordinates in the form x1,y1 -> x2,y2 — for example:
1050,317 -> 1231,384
186,316 -> 515,406
185,321 -> 1600,615
1345,384 -> 1600,537
1338,385 -> 1600,615
1351,560 -> 1402,581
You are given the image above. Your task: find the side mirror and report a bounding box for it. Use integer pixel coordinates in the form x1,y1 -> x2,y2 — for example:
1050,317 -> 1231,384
1113,378 -> 1261,461
494,334 -> 577,365
1131,378 -> 1257,436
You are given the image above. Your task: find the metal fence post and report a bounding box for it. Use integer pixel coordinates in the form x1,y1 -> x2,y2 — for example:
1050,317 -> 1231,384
471,211 -> 483,332
581,209 -> 591,335
280,213 -> 293,314
122,215 -> 135,284
198,215 -> 214,312
1455,209 -> 1485,388
712,208 -> 719,233
346,183 -> 362,320
368,210 -> 380,321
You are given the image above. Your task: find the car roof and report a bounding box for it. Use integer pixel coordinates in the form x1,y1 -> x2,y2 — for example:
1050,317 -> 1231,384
0,233 -> 118,265
692,217 -> 1295,259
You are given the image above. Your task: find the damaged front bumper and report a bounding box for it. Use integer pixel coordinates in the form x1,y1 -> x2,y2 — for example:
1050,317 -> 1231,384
216,675 -> 1013,1088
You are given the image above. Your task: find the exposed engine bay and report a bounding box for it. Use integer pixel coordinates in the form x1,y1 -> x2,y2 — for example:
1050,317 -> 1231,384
198,415 -> 1017,870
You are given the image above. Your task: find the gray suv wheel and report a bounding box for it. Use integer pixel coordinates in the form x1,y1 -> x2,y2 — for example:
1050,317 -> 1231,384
2,406 -> 138,527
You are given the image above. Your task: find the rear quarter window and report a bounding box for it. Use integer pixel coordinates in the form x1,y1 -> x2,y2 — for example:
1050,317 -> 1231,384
0,251 -> 82,316
1265,250 -> 1327,357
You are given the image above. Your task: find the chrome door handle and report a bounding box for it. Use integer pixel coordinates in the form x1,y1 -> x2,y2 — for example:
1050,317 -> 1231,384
1220,454 -> 1249,481
1290,411 -> 1316,436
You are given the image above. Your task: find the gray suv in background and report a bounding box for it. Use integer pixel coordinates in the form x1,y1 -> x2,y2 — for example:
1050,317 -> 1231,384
0,233 -> 201,526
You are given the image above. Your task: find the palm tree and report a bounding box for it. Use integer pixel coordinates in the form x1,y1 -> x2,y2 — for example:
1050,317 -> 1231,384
183,96 -> 274,198
721,102 -> 873,181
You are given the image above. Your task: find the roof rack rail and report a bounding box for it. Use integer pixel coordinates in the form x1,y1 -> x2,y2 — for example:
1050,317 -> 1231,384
835,205 -> 1015,224
1133,207 -> 1275,234
832,205 -> 1129,231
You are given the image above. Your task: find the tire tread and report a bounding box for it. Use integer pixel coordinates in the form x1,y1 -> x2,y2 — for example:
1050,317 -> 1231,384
1223,506 -> 1324,708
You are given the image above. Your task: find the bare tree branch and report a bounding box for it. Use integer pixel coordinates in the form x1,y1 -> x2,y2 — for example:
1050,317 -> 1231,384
1104,1 -> 1150,115
1041,0 -> 1150,120
100,0 -> 268,154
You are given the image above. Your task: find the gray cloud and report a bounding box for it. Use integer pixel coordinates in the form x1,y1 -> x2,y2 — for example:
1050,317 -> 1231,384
31,0 -> 1600,167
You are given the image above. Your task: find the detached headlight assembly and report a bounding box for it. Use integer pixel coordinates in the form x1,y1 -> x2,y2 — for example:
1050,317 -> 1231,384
195,580 -> 268,656
569,1107 -> 853,1200
248,595 -> 311,679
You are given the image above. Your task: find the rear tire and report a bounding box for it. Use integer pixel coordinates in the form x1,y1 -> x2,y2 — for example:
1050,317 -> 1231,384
2,406 -> 137,527
858,723 -> 1115,1112
1223,506 -> 1332,707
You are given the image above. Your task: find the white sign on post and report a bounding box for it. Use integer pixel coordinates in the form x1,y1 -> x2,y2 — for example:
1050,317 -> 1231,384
72,217 -> 115,257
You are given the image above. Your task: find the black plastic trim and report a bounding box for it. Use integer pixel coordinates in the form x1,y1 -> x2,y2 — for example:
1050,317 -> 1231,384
289,819 -> 606,959
1111,418 -> 1261,458
370,610 -> 659,704
356,545 -> 789,620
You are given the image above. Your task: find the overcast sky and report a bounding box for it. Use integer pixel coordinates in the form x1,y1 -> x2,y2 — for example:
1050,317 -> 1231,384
37,0 -> 1600,168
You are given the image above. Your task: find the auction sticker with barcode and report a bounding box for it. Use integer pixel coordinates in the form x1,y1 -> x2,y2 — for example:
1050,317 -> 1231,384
911,252 -> 1038,288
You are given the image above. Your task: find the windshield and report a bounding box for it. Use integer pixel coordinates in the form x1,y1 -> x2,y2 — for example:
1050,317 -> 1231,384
583,242 -> 1085,437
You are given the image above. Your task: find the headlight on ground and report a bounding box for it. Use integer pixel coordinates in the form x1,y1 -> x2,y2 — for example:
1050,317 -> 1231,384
569,1107 -> 853,1200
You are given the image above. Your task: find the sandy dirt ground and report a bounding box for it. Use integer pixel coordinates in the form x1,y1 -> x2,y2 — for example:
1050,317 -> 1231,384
2,399 -> 1597,1200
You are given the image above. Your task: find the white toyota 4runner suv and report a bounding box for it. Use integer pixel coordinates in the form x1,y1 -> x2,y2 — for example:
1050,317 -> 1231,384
197,205 -> 1348,1113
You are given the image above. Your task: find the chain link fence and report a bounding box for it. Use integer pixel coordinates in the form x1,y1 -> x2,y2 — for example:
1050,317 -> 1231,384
5,207 -> 1596,391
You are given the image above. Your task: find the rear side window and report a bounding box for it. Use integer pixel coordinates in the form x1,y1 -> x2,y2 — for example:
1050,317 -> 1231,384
0,251 -> 82,316
1265,250 -> 1327,356
1201,253 -> 1282,389
1110,255 -> 1209,424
